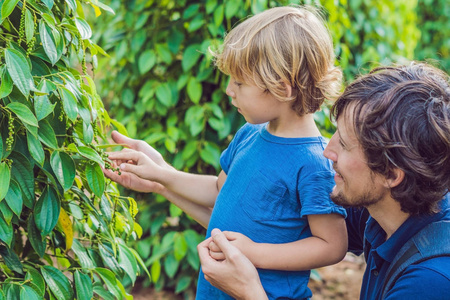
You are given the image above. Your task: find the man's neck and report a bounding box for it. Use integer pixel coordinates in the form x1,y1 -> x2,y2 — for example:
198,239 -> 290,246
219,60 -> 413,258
367,198 -> 411,240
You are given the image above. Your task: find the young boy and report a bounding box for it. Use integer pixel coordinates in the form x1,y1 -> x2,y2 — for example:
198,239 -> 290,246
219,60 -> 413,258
106,6 -> 347,299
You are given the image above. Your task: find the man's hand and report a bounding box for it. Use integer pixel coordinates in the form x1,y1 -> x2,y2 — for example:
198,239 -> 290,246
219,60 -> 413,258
198,229 -> 268,300
208,231 -> 255,261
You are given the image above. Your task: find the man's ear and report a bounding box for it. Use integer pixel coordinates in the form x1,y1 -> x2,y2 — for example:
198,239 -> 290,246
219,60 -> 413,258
385,168 -> 405,188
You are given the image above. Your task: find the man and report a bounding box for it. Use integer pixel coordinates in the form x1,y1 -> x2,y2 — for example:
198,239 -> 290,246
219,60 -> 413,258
198,62 -> 450,299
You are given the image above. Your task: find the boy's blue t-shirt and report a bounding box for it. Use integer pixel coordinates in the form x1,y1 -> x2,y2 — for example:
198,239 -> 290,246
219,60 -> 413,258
196,123 -> 346,300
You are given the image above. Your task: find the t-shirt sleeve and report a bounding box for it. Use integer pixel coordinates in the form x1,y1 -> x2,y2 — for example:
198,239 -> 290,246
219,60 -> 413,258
297,170 -> 347,218
220,123 -> 254,174
346,207 -> 370,255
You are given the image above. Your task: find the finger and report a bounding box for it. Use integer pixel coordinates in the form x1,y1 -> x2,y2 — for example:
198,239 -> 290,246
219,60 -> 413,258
198,238 -> 214,263
210,229 -> 240,257
108,149 -> 141,162
208,241 -> 221,252
222,231 -> 240,241
209,250 -> 225,261
111,131 -> 134,148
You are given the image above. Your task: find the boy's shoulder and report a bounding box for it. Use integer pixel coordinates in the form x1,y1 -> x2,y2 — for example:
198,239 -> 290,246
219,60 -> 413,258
232,123 -> 264,142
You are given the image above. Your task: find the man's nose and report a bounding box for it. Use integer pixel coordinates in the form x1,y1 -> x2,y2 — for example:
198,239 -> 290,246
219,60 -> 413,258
323,134 -> 338,162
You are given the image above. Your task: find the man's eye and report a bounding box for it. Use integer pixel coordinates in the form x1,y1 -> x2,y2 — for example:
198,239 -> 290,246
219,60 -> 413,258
339,139 -> 346,150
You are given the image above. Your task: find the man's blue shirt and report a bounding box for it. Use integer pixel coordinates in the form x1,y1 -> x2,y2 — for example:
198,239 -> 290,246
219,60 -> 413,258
347,194 -> 450,299
196,123 -> 346,300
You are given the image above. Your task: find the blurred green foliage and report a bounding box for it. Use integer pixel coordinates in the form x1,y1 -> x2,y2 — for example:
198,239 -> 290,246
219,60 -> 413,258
89,0 -> 448,297
415,0 -> 449,71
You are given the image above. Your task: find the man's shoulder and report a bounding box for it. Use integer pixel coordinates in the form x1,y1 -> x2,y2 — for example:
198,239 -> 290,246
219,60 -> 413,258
387,257 -> 450,299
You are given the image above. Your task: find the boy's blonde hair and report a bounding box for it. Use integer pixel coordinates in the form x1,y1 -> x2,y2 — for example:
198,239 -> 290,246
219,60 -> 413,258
213,6 -> 342,115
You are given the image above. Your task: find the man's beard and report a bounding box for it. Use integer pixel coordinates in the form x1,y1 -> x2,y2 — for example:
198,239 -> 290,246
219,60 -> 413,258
331,190 -> 382,209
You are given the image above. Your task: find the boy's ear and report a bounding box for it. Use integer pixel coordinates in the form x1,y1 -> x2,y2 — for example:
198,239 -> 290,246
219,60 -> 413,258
284,83 -> 293,98
384,168 -> 405,189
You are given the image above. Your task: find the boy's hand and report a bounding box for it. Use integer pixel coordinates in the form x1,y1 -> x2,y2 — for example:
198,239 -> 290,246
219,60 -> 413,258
103,131 -> 171,193
208,231 -> 255,261
198,229 -> 267,300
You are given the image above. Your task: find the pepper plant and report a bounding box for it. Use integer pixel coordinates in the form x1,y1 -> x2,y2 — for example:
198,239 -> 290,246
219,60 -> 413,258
0,0 -> 146,299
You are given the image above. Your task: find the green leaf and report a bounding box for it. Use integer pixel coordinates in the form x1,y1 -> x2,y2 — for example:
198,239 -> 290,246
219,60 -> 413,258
74,270 -> 93,300
94,268 -> 122,300
41,0 -> 54,9
0,244 -> 23,274
0,162 -> 10,200
85,162 -> 105,197
92,284 -> 115,300
40,265 -> 74,300
39,20 -> 58,65
128,247 -> 151,280
187,77 -> 202,104
164,252 -> 179,279
200,142 -> 221,168
0,201 -> 13,224
75,17 -> 92,39
174,233 -> 188,261
213,4 -> 224,27
24,9 -> 34,43
4,283 -> 21,299
138,49 -> 156,74
5,179 -> 22,216
0,215 -> 13,246
71,239 -> 95,269
150,260 -> 161,283
1,0 -> 19,20
50,151 -> 75,191
27,214 -> 46,257
155,83 -> 172,107
175,275 -> 192,294
118,244 -> 138,284
98,244 -> 121,275
0,67 -> 13,98
4,48 -> 34,97
35,186 -> 60,237
34,95 -> 56,121
10,152 -> 34,208
181,44 -> 201,72
6,102 -> 38,127
19,285 -> 41,300
58,87 -> 78,122
65,0 -> 76,11
25,268 -> 46,297
27,131 -> 45,166
38,119 -> 58,149
225,0 -> 241,18
77,146 -> 104,167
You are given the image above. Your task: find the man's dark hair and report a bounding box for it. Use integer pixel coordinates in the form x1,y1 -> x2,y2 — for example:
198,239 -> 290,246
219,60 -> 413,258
331,62 -> 450,215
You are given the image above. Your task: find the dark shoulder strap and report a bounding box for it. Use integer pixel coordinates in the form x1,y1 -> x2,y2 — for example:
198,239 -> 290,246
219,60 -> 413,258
381,220 -> 450,299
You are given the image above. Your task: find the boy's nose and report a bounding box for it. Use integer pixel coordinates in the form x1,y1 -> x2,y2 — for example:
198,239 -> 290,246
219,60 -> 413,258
225,83 -> 235,98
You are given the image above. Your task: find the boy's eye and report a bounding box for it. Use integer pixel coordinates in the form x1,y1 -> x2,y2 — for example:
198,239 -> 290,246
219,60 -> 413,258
234,81 -> 242,87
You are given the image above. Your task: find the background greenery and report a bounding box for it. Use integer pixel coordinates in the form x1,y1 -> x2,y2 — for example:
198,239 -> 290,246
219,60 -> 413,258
89,0 -> 448,298
0,0 -> 145,299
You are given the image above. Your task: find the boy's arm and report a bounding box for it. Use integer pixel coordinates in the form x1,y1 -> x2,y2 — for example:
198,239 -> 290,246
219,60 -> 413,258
104,167 -> 213,228
209,213 -> 347,271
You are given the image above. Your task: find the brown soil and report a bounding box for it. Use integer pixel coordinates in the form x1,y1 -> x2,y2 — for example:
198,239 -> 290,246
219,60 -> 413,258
131,253 -> 366,300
